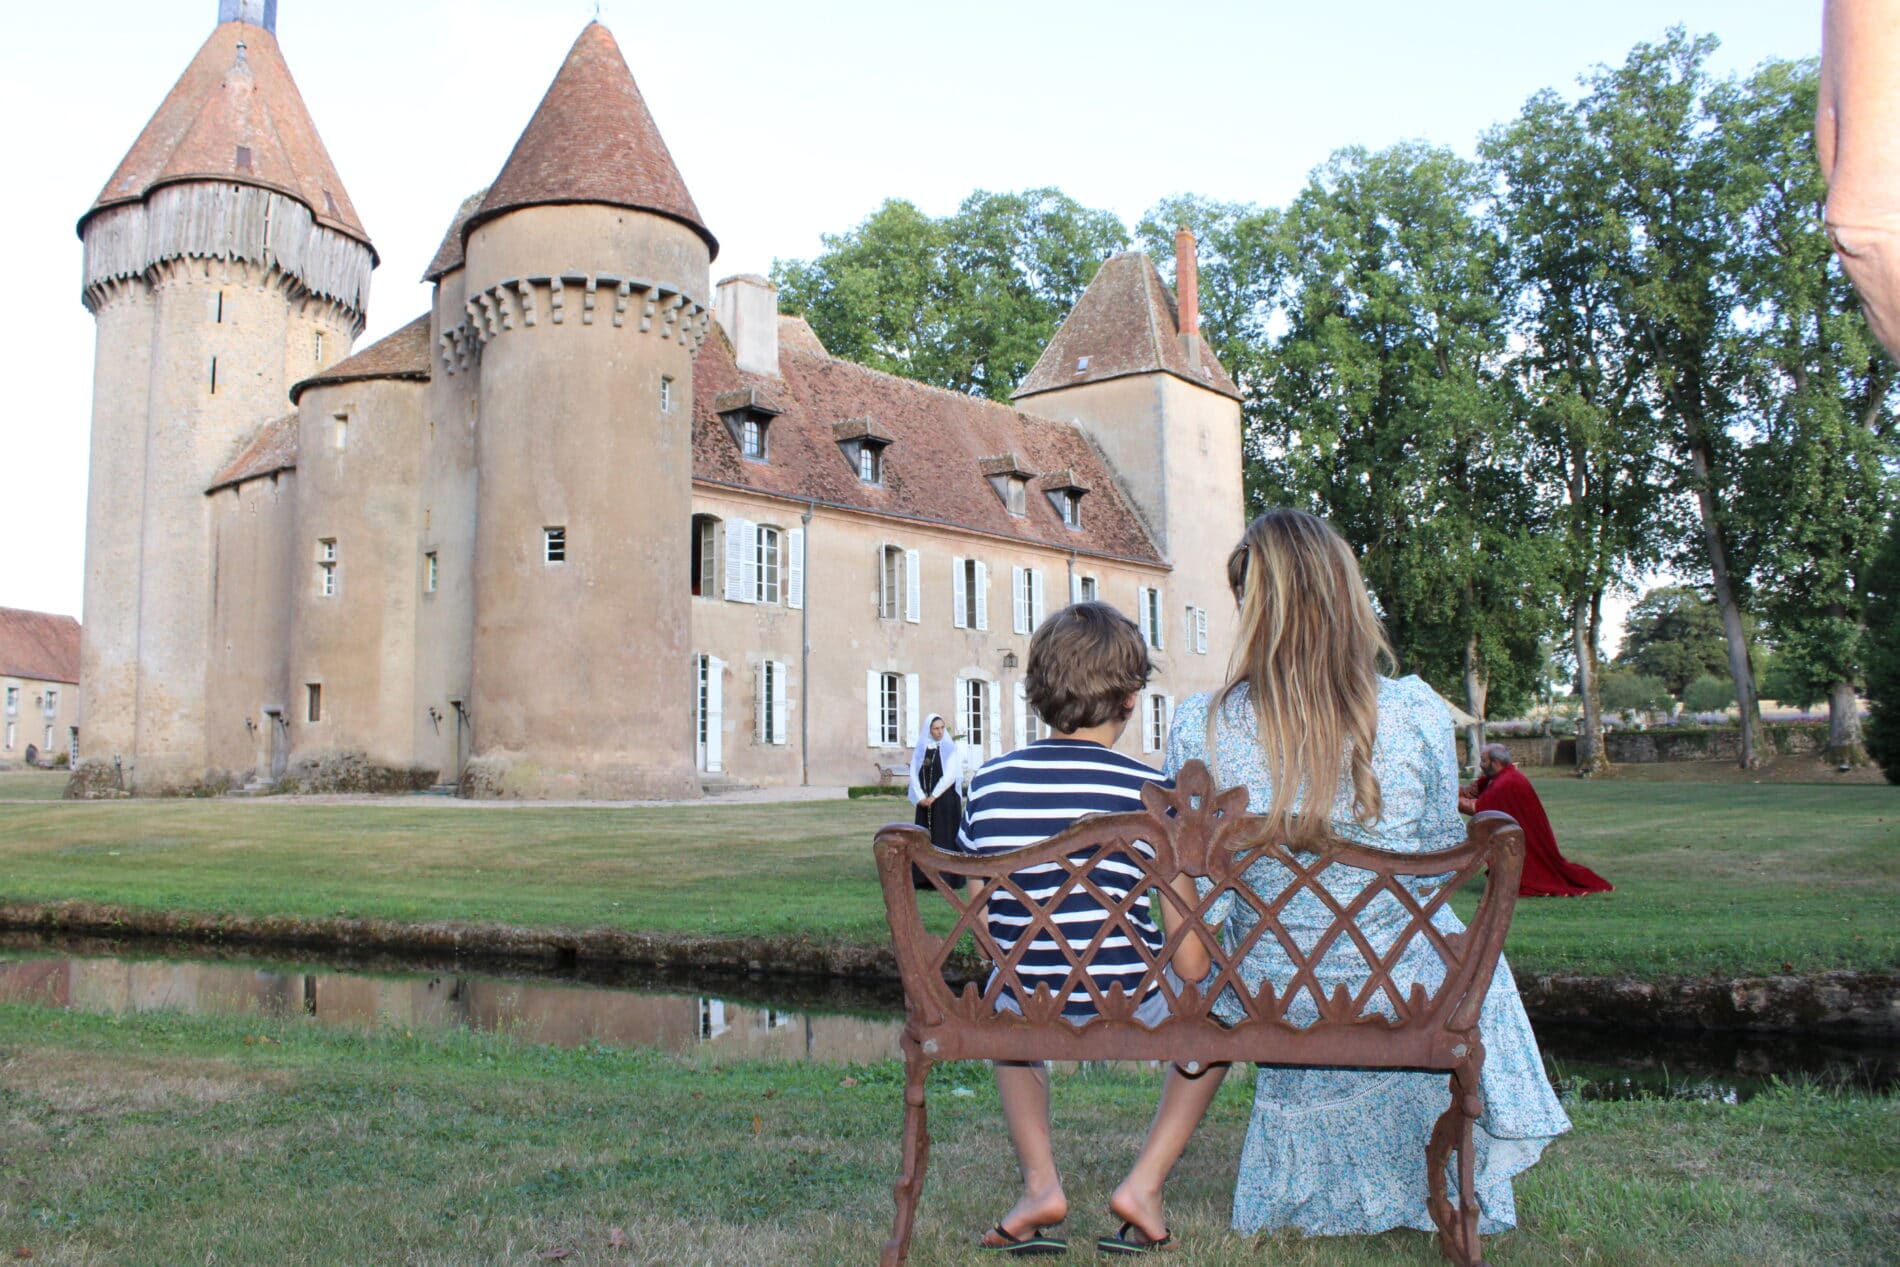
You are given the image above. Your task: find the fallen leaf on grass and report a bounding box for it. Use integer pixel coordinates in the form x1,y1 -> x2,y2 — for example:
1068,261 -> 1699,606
608,1227 -> 628,1249
13,1250 -> 31,1260
540,1249 -> 571,1261
839,1076 -> 860,1088
752,1114 -> 763,1134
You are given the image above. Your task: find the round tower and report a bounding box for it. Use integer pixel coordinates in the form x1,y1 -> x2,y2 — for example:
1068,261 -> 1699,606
459,23 -> 715,798
73,1 -> 374,794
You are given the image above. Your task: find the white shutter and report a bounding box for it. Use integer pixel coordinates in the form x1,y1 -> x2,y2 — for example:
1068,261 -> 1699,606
741,523 -> 760,602
1014,681 -> 1028,749
786,529 -> 804,610
1012,565 -> 1027,635
771,661 -> 789,745
987,678 -> 1002,757
724,519 -> 753,602
905,550 -> 921,623
974,561 -> 989,631
1141,693 -> 1158,754
956,677 -> 970,744
905,674 -> 921,746
866,670 -> 881,746
705,657 -> 724,772
1030,569 -> 1045,628
952,557 -> 967,629
1196,607 -> 1208,655
1136,586 -> 1150,645
755,662 -> 769,744
1071,571 -> 1084,604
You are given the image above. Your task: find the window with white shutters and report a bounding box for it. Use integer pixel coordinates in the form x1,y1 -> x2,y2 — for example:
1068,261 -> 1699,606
1072,573 -> 1097,603
756,526 -> 781,604
786,529 -> 804,610
1029,568 -> 1044,629
1012,566 -> 1029,634
880,673 -> 903,746
725,518 -> 755,602
1139,585 -> 1164,648
691,515 -> 719,597
1195,607 -> 1209,654
973,561 -> 989,631
880,546 -> 902,620
1143,692 -> 1171,754
697,655 -> 723,772
757,660 -> 788,745
960,678 -> 985,753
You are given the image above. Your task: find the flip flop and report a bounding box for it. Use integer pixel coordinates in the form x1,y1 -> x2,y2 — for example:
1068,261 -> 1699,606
978,1223 -> 1068,1255
1096,1221 -> 1177,1254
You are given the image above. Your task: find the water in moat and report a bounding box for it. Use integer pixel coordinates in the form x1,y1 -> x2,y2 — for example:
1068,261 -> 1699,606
0,936 -> 1889,1103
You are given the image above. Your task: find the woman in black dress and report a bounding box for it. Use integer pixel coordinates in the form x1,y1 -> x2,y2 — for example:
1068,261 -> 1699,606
908,713 -> 964,864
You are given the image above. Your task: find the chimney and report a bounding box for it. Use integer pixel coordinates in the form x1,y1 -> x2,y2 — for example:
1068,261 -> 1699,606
714,275 -> 781,378
1174,226 -> 1202,367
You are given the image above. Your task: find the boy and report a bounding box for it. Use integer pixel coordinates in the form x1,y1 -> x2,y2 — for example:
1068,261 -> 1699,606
958,602 -> 1219,1255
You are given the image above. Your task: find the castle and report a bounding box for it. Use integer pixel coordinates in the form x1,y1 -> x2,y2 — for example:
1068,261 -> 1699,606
71,2 -> 1243,797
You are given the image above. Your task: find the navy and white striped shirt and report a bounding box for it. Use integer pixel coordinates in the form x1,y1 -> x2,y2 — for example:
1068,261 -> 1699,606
958,739 -> 1170,1019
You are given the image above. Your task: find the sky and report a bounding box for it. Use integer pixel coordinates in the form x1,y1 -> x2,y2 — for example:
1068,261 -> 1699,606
0,0 -> 1823,645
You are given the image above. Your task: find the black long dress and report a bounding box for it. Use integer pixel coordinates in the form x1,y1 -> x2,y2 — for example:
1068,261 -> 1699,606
911,746 -> 964,889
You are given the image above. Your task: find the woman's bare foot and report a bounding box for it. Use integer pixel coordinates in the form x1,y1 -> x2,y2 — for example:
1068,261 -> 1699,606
991,1185 -> 1068,1242
1107,1179 -> 1166,1245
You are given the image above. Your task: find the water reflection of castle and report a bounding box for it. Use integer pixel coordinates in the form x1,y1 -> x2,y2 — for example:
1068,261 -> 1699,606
0,956 -> 900,1063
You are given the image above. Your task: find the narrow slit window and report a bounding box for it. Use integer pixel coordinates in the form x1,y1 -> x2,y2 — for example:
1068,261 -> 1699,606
334,414 -> 348,452
544,526 -> 566,564
660,375 -> 675,413
209,356 -> 218,394
317,538 -> 337,597
306,683 -> 322,723
424,551 -> 438,593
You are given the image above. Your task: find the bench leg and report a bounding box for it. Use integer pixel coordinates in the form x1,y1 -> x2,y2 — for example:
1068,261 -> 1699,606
1425,1066 -> 1488,1267
880,1032 -> 932,1267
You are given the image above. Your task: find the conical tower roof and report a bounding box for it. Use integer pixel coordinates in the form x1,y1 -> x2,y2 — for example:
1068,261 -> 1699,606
79,17 -> 370,251
1013,251 -> 1238,401
465,22 -> 716,259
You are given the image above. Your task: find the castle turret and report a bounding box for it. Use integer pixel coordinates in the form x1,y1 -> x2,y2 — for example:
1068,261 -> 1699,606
73,1 -> 375,793
1013,240 -> 1244,687
456,23 -> 715,798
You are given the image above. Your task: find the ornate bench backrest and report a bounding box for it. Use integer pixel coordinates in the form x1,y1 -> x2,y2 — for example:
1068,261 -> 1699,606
874,759 -> 1525,1070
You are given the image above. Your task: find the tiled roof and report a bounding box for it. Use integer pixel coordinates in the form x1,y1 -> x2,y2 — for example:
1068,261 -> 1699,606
1013,251 -> 1239,402
691,332 -> 1163,565
207,412 -> 298,493
80,19 -> 370,249
466,23 -> 716,258
423,188 -> 488,283
289,314 -> 432,404
777,315 -> 828,357
0,609 -> 81,684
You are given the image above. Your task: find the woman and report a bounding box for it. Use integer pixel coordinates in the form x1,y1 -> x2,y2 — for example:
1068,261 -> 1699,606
908,714 -> 963,883
1125,509 -> 1570,1244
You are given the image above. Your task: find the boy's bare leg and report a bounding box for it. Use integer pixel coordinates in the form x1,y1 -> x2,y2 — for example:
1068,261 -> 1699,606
989,1060 -> 1069,1238
1108,1061 -> 1230,1241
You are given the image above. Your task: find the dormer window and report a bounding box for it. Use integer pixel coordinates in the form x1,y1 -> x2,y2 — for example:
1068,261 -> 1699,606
832,418 -> 894,485
1074,355 -> 1091,375
716,387 -> 783,465
1042,470 -> 1090,530
979,454 -> 1037,518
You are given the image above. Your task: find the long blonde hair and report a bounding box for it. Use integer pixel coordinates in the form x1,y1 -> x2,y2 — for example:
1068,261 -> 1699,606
1210,509 -> 1394,851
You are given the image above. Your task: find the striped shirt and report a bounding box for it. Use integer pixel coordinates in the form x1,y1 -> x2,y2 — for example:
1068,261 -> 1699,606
958,739 -> 1170,1019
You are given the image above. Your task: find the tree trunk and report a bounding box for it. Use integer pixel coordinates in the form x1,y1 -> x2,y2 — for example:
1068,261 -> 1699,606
1827,680 -> 1868,767
1462,631 -> 1487,776
1572,592 -> 1609,777
1687,442 -> 1764,768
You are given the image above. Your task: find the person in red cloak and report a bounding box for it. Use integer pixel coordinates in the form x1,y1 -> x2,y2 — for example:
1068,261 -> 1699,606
1459,745 -> 1612,897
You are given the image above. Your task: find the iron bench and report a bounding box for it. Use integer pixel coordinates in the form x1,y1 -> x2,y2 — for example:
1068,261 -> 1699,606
872,759 -> 1526,1266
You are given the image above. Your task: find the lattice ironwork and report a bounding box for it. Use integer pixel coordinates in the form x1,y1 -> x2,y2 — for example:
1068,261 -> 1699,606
873,759 -> 1524,1266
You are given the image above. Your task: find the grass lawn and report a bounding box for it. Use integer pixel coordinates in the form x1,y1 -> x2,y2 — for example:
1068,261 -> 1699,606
0,1003 -> 1891,1266
0,777 -> 1892,980
0,770 -> 68,801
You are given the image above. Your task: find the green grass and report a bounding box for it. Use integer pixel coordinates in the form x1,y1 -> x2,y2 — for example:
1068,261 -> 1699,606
0,1003 -> 1891,1265
0,770 -> 67,800
0,779 -> 1893,979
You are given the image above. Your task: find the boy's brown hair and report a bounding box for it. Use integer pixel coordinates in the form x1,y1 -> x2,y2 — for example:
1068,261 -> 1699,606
1024,601 -> 1152,734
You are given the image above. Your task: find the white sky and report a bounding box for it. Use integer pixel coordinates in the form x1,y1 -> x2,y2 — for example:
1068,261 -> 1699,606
0,0 -> 1820,641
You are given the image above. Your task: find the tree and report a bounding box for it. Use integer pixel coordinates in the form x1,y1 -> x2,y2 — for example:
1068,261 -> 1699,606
1600,669 -> 1673,717
1683,673 -> 1738,715
1485,77 -> 1673,777
1243,143 -> 1562,754
1615,585 -> 1738,696
772,189 -> 1130,400
1718,58 -> 1898,764
1863,517 -> 1900,782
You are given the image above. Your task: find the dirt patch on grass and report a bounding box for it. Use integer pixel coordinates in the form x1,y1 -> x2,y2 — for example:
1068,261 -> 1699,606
2,1047 -> 284,1111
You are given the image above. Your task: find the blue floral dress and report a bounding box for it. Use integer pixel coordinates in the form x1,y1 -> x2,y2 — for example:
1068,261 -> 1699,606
1167,676 -> 1571,1237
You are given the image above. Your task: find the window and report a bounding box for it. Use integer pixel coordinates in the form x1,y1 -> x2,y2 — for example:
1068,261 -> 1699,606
961,678 -> 987,753
314,331 -> 324,361
742,417 -> 766,459
756,660 -> 788,746
334,413 -> 348,452
878,673 -> 903,747
660,375 -> 675,413
1004,477 -> 1028,516
3,686 -> 16,715
424,552 -> 438,594
1012,566 -> 1045,634
44,689 -> 58,715
544,526 -> 566,564
879,546 -> 903,620
1144,693 -> 1171,754
691,515 -> 718,597
858,443 -> 881,483
209,356 -> 218,394
214,291 -> 224,323
1139,585 -> 1164,648
317,538 -> 337,597
43,725 -> 53,751
755,526 -> 781,603
1186,605 -> 1208,654
1060,491 -> 1081,527
696,654 -> 724,773
953,557 -> 988,629
1073,574 -> 1098,603
306,683 -> 322,723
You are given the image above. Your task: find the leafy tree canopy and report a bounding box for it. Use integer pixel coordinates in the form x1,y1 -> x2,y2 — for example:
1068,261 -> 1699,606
1615,585 -> 1746,696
